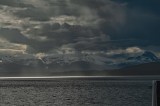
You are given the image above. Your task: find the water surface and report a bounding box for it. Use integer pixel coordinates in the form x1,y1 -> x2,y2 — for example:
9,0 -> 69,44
0,80 -> 152,106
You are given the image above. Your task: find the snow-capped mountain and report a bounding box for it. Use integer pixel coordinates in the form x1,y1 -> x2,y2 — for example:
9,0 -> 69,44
116,51 -> 160,68
0,55 -> 15,63
41,54 -> 108,65
40,54 -> 113,70
0,54 -> 42,67
127,51 -> 159,63
0,51 -> 159,71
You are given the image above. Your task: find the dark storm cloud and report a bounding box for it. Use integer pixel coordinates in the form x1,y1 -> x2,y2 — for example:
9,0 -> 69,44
15,7 -> 50,21
108,1 -> 160,40
24,23 -> 109,52
13,0 -> 81,21
13,0 -> 126,52
0,0 -> 160,54
0,28 -> 28,44
0,0 -> 33,8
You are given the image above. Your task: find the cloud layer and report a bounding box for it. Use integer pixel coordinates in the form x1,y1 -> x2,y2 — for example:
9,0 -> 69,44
0,0 -> 160,56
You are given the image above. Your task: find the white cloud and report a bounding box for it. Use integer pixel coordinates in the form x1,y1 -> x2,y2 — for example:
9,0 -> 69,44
35,53 -> 46,59
0,49 -> 26,55
0,5 -> 28,29
50,15 -> 77,25
56,46 -> 76,54
106,47 -> 144,55
126,47 -> 144,53
0,39 -> 27,54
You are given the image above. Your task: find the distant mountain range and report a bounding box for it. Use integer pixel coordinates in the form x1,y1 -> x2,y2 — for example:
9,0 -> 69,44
45,61 -> 160,76
116,51 -> 160,68
127,51 -> 159,63
112,61 -> 160,75
0,51 -> 159,76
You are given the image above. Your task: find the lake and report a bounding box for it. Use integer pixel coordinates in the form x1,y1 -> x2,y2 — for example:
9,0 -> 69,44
0,80 -> 152,106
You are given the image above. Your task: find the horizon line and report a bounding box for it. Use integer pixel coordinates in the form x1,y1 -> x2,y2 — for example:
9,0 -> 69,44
0,76 -> 160,80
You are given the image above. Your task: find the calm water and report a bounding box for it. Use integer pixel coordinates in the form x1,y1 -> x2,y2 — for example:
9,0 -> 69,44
0,80 -> 152,106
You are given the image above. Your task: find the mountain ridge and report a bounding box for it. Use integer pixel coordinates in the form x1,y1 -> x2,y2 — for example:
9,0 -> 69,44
0,51 -> 159,73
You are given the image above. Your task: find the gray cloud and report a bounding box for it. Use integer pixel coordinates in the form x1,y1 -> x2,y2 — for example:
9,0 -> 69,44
0,0 -> 33,8
0,0 -> 159,55
24,23 -> 110,52
0,28 -> 28,44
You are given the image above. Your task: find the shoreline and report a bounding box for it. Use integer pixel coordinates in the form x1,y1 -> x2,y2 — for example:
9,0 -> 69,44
0,76 -> 160,80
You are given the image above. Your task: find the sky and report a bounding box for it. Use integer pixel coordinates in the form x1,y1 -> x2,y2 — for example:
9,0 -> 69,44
0,0 -> 160,57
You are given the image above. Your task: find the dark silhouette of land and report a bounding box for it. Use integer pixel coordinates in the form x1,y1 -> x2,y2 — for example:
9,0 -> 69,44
0,62 -> 160,77
48,62 -> 160,76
